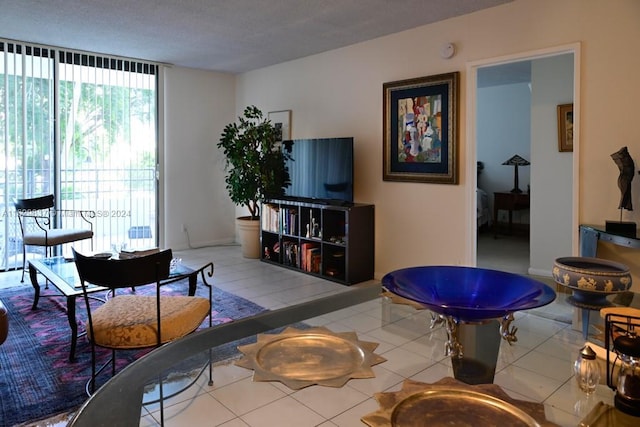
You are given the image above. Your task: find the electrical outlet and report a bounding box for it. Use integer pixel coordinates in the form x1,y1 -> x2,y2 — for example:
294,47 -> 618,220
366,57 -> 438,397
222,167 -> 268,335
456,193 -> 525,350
181,223 -> 187,233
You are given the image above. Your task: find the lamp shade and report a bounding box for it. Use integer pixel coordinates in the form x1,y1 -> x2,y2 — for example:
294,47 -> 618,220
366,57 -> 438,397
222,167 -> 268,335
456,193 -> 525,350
502,154 -> 530,193
502,154 -> 530,167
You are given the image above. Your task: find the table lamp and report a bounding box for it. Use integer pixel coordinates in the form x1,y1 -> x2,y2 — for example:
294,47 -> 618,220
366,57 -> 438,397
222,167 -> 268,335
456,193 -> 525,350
502,154 -> 530,193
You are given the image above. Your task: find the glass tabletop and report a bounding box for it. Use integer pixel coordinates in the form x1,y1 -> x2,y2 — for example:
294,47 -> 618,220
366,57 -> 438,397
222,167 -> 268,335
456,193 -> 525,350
29,256 -> 95,296
40,256 -> 80,285
67,284 -> 382,425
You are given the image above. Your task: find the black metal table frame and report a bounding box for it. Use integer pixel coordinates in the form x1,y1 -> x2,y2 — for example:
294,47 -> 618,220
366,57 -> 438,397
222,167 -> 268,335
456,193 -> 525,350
575,224 -> 640,338
28,257 -> 197,362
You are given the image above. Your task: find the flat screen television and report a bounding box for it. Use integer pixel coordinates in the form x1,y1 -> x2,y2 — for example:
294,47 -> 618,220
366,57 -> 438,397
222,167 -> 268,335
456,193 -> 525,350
280,137 -> 354,204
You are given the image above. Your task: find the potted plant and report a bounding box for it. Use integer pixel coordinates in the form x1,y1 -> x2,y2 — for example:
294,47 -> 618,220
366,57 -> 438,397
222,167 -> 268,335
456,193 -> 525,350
218,105 -> 293,258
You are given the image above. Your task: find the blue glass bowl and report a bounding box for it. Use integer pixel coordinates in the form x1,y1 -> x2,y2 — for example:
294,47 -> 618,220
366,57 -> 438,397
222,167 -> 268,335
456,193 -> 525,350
382,266 -> 556,322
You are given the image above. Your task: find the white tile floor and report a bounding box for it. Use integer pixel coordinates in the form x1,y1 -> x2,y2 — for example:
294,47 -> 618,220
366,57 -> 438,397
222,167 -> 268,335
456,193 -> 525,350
142,245 -> 614,427
9,243 -> 618,427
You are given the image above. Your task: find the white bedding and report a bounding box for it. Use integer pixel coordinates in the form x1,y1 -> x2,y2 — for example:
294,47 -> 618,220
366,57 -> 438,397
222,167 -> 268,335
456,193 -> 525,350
477,188 -> 490,228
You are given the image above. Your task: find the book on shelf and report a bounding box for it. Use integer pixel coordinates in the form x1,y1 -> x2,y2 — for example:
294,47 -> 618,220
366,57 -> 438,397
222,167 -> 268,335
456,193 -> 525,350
300,242 -> 310,271
310,251 -> 321,274
282,241 -> 299,267
261,204 -> 280,233
282,208 -> 298,235
302,245 -> 321,273
300,242 -> 319,271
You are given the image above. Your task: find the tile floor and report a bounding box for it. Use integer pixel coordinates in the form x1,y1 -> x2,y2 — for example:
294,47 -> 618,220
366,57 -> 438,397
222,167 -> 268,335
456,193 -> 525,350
8,242 -> 618,427
151,245 -> 614,427
477,230 -> 530,275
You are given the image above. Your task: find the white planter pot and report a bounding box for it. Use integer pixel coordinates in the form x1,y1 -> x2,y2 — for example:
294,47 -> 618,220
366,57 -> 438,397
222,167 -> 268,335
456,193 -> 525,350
236,217 -> 260,259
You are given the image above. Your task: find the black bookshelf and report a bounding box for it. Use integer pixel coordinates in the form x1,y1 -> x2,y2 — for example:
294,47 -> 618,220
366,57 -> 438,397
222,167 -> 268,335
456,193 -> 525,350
261,199 -> 374,285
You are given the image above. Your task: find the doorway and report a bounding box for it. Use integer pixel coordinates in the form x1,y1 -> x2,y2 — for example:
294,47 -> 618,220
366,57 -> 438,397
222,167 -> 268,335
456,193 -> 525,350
467,45 -> 579,277
476,60 -> 533,275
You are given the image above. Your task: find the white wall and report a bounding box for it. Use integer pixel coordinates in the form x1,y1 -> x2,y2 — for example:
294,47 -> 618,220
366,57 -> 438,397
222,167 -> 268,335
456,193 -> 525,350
159,0 -> 640,286
529,54 -> 574,276
229,0 -> 640,281
162,67 -> 237,249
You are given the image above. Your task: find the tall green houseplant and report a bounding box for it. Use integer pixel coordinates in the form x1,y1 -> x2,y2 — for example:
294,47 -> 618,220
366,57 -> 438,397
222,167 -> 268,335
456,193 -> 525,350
218,105 -> 293,220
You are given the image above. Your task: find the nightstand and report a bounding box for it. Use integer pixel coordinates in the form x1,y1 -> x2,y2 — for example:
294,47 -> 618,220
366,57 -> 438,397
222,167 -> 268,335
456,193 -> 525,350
493,191 -> 530,236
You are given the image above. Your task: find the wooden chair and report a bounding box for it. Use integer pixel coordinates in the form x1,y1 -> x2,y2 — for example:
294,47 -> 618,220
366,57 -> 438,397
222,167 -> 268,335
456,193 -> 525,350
14,195 -> 94,282
72,248 -> 214,407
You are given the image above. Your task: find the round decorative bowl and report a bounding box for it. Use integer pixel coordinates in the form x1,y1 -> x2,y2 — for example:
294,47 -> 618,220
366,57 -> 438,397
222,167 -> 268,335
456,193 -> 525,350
92,252 -> 112,260
552,257 -> 632,307
381,266 -> 556,323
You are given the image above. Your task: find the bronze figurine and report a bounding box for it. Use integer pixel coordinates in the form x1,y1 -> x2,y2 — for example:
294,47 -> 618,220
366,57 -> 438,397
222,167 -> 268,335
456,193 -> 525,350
611,146 -> 635,211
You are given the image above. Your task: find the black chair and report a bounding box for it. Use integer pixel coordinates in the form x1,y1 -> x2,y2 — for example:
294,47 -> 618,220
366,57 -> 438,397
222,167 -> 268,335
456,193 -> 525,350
73,248 -> 214,422
14,194 -> 94,281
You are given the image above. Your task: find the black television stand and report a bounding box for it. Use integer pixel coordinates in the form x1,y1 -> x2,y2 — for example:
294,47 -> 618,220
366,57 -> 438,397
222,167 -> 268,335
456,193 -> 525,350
261,198 -> 374,285
324,199 -> 353,207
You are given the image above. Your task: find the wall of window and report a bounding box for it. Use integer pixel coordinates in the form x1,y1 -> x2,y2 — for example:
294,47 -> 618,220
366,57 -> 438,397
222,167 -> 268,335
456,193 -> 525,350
0,40 -> 158,270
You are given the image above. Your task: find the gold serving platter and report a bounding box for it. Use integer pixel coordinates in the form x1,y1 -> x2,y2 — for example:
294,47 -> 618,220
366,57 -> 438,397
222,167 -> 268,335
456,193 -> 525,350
236,326 -> 386,389
390,389 -> 539,427
255,334 -> 365,381
362,378 -> 557,427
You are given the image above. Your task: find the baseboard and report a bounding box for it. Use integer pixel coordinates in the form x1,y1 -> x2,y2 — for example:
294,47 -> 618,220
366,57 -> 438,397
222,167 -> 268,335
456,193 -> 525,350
527,267 -> 551,278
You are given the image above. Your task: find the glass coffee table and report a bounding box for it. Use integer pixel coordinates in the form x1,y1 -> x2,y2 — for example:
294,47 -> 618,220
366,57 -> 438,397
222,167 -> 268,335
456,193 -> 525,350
28,256 -> 197,362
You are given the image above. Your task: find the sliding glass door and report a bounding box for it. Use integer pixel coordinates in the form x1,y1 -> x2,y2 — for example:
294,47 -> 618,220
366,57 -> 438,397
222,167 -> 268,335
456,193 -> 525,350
0,41 -> 158,270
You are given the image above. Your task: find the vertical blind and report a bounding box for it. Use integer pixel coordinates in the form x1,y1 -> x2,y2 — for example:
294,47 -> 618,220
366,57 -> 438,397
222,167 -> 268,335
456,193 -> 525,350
0,39 -> 159,269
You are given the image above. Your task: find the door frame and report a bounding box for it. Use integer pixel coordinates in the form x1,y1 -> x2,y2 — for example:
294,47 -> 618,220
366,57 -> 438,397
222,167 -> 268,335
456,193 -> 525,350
465,43 -> 581,269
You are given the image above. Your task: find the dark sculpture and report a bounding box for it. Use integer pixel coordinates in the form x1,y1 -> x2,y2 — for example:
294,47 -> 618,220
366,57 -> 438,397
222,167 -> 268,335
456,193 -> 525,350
611,146 -> 635,211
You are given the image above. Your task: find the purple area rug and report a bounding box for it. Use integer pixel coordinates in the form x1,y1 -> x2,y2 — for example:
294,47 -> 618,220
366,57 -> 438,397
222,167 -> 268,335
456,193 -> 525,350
0,279 -> 267,426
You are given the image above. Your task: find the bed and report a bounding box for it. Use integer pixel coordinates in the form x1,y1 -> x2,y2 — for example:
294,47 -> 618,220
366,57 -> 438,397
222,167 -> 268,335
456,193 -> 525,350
477,188 -> 491,230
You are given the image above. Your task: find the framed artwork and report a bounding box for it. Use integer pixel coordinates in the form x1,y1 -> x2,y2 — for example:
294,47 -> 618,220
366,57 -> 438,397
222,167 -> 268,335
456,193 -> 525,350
383,72 -> 459,184
268,110 -> 291,142
557,103 -> 573,152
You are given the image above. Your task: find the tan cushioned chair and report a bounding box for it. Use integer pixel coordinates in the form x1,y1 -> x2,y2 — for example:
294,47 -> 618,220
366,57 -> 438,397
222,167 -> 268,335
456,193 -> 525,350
23,228 -> 93,246
72,248 -> 214,396
89,294 -> 210,349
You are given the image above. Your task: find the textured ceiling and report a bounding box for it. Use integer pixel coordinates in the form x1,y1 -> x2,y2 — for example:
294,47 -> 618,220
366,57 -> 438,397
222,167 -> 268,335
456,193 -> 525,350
0,0 -> 512,73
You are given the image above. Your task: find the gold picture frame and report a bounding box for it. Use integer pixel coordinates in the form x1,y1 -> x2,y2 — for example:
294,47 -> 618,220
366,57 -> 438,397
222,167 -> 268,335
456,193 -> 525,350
383,72 -> 459,184
557,103 -> 573,152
